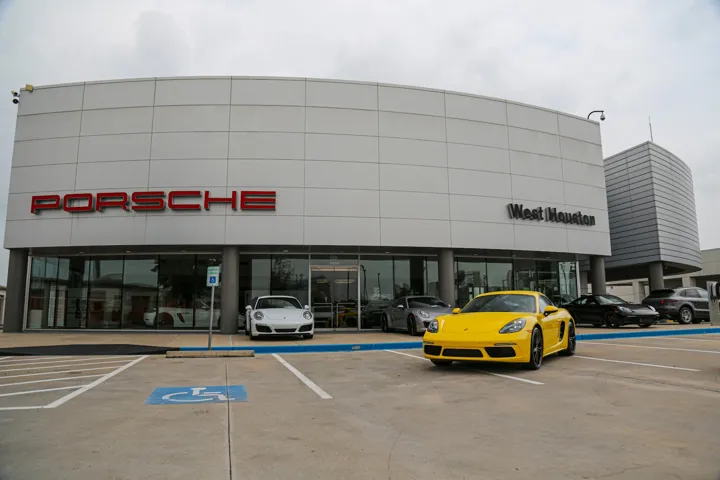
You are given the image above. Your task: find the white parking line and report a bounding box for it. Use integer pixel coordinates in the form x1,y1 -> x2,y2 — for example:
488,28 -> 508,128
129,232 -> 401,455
584,341 -> 720,354
384,350 -> 544,386
0,356 -> 75,363
44,355 -> 148,409
0,374 -> 106,388
0,360 -> 131,373
0,366 -> 120,380
0,356 -> 128,367
668,336 -> 720,343
0,405 -> 45,411
272,354 -> 332,400
574,355 -> 700,372
0,385 -> 83,398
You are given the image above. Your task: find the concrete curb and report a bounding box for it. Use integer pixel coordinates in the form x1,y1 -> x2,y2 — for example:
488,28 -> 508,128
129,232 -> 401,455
166,350 -> 254,358
179,327 -> 720,354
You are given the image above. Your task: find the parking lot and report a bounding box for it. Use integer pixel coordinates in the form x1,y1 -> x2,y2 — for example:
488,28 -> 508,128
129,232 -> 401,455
2,335 -> 720,480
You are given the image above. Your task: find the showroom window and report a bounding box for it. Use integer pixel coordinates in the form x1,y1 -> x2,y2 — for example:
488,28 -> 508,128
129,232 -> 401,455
558,261 -> 578,303
121,257 -> 158,329
487,261 -> 513,292
455,259 -> 487,307
86,257 -> 124,329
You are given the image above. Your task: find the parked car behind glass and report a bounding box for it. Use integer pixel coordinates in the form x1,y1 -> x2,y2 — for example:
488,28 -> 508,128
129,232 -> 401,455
561,294 -> 659,328
642,288 -> 709,324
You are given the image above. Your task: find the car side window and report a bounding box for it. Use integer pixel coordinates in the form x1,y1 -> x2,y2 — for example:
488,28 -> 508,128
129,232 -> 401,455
540,295 -> 554,307
697,289 -> 708,299
572,297 -> 588,305
392,299 -> 403,308
684,289 -> 700,298
538,295 -> 550,312
678,290 -> 689,298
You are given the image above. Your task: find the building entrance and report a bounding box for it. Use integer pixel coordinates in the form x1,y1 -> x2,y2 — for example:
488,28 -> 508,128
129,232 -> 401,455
309,265 -> 360,331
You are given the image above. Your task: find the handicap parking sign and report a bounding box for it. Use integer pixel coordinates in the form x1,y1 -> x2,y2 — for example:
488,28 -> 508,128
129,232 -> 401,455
145,385 -> 247,405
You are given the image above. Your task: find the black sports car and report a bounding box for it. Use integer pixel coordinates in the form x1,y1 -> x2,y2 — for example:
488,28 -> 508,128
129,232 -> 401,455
561,294 -> 659,328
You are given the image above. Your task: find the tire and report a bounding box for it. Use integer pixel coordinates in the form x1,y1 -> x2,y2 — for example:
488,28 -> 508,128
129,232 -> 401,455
678,307 -> 694,325
303,334 -> 314,339
604,312 -> 620,329
245,318 -> 251,336
407,315 -> 418,336
158,313 -> 174,328
524,327 -> 544,370
431,359 -> 453,367
558,322 -> 576,356
381,314 -> 389,333
639,323 -> 652,328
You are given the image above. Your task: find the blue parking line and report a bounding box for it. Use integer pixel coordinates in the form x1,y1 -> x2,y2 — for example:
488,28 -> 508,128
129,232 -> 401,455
180,327 -> 720,354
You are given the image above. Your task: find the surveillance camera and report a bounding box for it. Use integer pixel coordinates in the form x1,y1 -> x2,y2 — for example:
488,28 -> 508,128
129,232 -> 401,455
600,113 -> 606,121
10,90 -> 18,96
12,98 -> 18,104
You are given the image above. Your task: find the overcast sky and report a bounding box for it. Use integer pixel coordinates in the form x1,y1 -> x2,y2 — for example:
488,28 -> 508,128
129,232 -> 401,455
1,0 -> 719,283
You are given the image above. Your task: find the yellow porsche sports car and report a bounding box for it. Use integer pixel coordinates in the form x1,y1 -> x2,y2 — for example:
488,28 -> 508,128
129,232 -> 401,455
422,291 -> 576,370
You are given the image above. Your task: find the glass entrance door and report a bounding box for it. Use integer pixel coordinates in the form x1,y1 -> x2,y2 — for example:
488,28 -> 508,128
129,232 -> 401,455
309,265 -> 360,331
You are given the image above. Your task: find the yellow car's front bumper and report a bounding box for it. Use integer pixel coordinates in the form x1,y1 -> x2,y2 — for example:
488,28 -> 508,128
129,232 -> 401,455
422,331 -> 533,363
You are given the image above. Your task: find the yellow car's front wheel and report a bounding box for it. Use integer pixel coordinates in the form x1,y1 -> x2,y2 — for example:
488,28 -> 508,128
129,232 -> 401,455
525,327 -> 544,370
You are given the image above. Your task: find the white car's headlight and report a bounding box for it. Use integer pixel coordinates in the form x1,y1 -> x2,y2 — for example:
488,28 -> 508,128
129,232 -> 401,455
427,320 -> 439,333
253,311 -> 264,321
303,310 -> 313,321
499,318 -> 526,334
418,310 -> 431,319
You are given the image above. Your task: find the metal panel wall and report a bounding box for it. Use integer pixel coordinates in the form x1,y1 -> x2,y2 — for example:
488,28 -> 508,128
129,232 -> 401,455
5,77 -> 611,256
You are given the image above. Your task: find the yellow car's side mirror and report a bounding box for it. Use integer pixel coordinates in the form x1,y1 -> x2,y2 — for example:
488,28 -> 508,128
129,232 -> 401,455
543,305 -> 559,316
452,308 -> 461,314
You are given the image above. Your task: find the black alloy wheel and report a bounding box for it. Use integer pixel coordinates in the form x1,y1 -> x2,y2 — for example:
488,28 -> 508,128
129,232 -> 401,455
525,327 -> 544,370
604,312 -> 620,329
678,307 -> 694,325
559,322 -> 576,356
639,323 -> 652,328
408,315 -> 418,336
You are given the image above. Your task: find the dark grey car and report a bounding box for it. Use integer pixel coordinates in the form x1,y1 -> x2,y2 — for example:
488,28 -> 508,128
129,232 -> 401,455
381,296 -> 453,335
642,287 -> 710,324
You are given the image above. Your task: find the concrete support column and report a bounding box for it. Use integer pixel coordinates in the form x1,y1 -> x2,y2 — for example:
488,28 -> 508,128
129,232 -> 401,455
438,249 -> 455,307
579,271 -> 589,295
3,249 -> 29,333
589,256 -> 606,295
631,280 -> 643,304
681,276 -> 696,287
220,246 -> 239,335
648,262 -> 665,292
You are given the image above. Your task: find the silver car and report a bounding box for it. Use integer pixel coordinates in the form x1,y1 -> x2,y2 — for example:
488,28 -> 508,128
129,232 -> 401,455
381,296 -> 453,335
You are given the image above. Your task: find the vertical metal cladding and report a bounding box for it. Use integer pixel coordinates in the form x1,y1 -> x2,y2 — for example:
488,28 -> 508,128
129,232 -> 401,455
603,141 -> 701,271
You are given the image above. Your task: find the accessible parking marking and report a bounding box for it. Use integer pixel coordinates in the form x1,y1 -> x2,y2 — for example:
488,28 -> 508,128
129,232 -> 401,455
272,353 -> 333,399
573,355 -> 700,372
145,385 -> 248,405
384,350 -> 544,385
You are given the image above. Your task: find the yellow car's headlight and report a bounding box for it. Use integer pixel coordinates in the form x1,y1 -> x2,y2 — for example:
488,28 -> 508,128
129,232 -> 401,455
427,319 -> 439,333
499,318 -> 526,334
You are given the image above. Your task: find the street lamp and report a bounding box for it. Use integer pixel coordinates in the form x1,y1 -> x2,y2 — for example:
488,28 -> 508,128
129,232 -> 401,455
587,110 -> 605,121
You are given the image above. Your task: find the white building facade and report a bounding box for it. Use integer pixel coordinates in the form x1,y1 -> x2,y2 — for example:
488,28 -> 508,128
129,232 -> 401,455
3,76 -> 610,332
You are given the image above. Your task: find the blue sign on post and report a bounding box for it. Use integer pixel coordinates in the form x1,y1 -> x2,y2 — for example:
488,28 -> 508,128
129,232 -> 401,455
145,385 -> 248,405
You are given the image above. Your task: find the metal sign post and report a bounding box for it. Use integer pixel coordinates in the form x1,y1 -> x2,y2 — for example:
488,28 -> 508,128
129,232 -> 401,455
206,266 -> 221,350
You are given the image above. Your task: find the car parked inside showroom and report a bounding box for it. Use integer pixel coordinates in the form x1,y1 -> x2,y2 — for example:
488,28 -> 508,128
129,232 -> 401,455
561,294 -> 659,328
641,287 -> 709,324
423,291 -> 576,370
144,300 -> 246,330
245,295 -> 314,340
381,296 -> 453,335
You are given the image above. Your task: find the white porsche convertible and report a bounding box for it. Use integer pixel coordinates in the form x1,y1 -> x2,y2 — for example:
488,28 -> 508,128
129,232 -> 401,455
245,295 -> 314,340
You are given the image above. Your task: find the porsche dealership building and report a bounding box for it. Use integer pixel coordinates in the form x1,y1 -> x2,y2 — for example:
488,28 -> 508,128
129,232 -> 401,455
2,76 -> 612,333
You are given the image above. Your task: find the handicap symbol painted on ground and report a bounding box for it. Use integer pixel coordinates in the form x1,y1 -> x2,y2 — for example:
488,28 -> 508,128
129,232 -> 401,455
145,385 -> 248,405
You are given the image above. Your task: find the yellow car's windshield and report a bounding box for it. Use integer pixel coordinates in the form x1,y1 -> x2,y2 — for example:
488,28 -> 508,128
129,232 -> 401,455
461,294 -> 536,314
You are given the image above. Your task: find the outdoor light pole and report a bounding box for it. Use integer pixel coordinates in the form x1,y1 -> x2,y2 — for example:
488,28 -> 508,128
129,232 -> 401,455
587,110 -> 606,121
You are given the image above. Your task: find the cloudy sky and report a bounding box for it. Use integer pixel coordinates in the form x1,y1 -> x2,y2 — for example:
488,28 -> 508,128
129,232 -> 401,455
0,0 -> 719,282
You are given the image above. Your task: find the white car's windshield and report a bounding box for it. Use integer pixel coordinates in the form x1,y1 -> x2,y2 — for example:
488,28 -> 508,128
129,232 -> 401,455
408,297 -> 448,308
256,297 -> 302,309
461,294 -> 536,314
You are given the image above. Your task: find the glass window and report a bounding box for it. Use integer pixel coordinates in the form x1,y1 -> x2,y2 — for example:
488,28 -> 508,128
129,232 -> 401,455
685,289 -> 701,298
425,258 -> 439,298
52,258 -> 70,328
455,259 -> 486,307
309,255 -> 358,266
487,262 -> 513,292
696,288 -> 708,298
86,257 -> 124,329
392,258 -> 413,299
256,297 -> 302,309
407,297 -> 448,308
270,256 -> 309,306
156,255 -> 195,330
65,257 -> 90,329
513,259 -> 536,291
359,257 -> 394,329
536,261 -> 559,299
27,258 -> 49,329
461,294 -> 536,314
538,295 -> 553,311
558,262 -> 578,304
121,257 -> 158,329
571,296 -> 589,305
